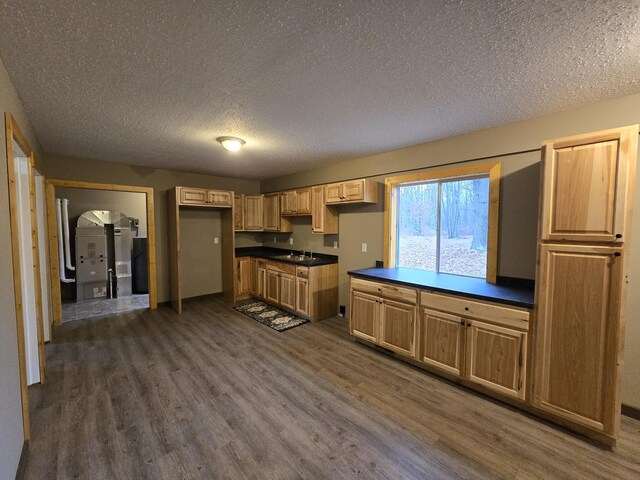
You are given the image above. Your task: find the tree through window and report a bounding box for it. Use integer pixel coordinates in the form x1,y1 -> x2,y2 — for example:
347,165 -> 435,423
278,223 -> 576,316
397,175 -> 490,278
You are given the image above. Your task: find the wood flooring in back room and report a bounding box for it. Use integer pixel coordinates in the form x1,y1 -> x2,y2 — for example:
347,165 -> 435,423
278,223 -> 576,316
21,296 -> 640,479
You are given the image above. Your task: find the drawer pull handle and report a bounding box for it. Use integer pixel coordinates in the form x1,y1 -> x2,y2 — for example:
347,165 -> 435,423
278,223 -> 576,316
464,307 -> 469,311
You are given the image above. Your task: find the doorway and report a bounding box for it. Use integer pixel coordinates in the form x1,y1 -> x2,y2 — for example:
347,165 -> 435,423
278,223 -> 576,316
46,180 -> 157,326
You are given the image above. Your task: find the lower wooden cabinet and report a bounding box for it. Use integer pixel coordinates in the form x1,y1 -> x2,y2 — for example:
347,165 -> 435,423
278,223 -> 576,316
534,243 -> 623,434
349,278 -> 417,354
350,290 -> 380,343
255,261 -> 266,298
280,272 -> 296,310
266,268 -> 280,304
465,319 -> 527,400
235,257 -> 252,299
349,277 -> 530,402
421,308 -> 464,376
379,299 -> 417,357
295,267 -> 310,316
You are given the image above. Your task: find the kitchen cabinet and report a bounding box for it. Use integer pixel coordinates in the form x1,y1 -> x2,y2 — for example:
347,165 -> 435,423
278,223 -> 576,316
280,272 -> 296,310
244,195 -> 264,231
540,126 -> 637,243
311,185 -> 338,234
235,257 -> 252,299
266,268 -> 280,304
233,195 -> 243,230
325,179 -> 378,204
263,193 -> 292,232
534,125 -> 638,446
534,243 -> 623,433
421,308 -> 464,376
466,318 -> 527,400
255,259 -> 266,298
178,187 -> 233,207
420,290 -> 529,400
349,278 -> 418,357
281,188 -> 311,216
234,194 -> 264,231
295,267 -> 310,317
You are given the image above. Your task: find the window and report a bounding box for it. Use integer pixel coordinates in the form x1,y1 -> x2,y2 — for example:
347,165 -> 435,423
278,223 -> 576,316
385,163 -> 500,282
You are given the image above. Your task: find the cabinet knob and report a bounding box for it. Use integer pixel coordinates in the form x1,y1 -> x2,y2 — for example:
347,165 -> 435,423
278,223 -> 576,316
464,307 -> 469,311
614,252 -> 621,257
615,234 -> 622,239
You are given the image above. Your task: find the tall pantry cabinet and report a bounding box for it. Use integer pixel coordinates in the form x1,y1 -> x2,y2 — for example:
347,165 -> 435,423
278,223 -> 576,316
533,125 -> 638,446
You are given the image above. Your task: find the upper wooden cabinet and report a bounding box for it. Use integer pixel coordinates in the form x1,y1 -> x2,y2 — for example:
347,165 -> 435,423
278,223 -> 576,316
540,125 -> 638,243
281,188 -> 311,216
178,187 -> 233,207
325,179 -> 379,204
534,243 -> 623,435
263,193 -> 292,232
244,195 -> 264,231
233,195 -> 243,230
311,185 -> 338,234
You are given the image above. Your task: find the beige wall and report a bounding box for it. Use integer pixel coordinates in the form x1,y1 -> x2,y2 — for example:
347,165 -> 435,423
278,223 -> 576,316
0,57 -> 44,479
45,154 -> 261,303
261,93 -> 640,409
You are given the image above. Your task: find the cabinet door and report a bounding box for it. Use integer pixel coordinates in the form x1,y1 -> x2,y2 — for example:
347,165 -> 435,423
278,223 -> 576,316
534,244 -> 622,432
234,195 -> 244,231
208,190 -> 232,207
325,183 -> 344,203
266,269 -> 280,304
541,126 -> 637,243
379,299 -> 417,357
311,185 -> 338,234
280,273 -> 296,310
244,195 -> 264,231
465,319 -> 526,400
263,194 -> 281,231
236,257 -> 252,297
296,276 -> 310,316
179,187 -> 208,205
343,180 -> 365,202
280,191 -> 297,215
256,266 -> 266,298
296,188 -> 312,214
349,290 -> 379,342
421,308 -> 464,376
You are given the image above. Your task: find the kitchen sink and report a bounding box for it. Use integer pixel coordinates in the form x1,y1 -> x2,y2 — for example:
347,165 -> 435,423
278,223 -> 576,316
272,254 -> 315,262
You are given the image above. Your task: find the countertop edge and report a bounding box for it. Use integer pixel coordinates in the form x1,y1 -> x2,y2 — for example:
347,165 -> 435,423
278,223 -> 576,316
348,270 -> 535,309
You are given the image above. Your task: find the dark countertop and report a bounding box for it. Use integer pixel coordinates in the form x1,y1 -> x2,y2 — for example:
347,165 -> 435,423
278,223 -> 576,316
236,246 -> 338,267
348,267 -> 535,309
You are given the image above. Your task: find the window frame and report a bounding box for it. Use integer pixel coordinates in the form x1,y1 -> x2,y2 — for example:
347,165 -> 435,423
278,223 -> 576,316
384,162 -> 501,283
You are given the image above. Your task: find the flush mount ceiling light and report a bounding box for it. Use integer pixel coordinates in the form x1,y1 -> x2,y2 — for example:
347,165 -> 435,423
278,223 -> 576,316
216,136 -> 246,152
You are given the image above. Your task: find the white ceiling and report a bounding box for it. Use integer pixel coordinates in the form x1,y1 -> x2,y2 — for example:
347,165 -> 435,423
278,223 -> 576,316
1,1 -> 639,180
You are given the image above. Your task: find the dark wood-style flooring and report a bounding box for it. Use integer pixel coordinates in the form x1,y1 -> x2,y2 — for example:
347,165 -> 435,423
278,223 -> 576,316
22,296 -> 640,479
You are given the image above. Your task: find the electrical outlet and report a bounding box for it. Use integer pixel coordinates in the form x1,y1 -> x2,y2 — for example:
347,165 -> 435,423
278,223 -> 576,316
289,237 -> 294,245
333,241 -> 338,249
361,243 -> 367,252
214,237 -> 219,244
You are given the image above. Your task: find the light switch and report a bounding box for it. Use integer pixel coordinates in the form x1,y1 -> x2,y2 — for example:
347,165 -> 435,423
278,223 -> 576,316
273,237 -> 276,243
289,237 -> 294,245
333,241 -> 338,249
361,243 -> 367,252
214,237 -> 219,244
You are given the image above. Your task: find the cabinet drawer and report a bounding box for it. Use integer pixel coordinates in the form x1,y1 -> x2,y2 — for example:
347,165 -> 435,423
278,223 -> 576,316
267,261 -> 296,275
351,278 -> 417,305
420,291 -> 529,330
179,187 -> 208,205
296,266 -> 309,278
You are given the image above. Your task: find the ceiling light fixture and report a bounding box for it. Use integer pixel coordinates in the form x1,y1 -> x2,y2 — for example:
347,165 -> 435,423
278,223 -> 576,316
216,136 -> 246,152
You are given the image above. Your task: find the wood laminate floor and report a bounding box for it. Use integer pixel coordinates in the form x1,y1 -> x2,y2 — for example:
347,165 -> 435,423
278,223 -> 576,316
23,296 -> 640,479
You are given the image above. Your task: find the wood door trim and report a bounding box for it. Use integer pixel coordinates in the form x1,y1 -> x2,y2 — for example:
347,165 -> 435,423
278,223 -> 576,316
5,112 -> 35,440
46,178 -> 158,324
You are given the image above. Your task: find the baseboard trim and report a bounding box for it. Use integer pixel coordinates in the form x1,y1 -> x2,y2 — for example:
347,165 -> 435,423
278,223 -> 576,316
15,440 -> 28,480
622,404 -> 640,421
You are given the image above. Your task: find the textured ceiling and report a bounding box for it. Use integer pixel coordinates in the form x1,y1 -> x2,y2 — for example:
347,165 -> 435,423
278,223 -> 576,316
0,1 -> 639,180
